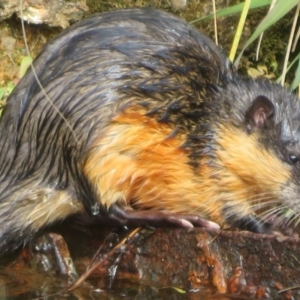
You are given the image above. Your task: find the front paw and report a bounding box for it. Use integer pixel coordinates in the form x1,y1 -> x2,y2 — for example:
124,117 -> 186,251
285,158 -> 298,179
102,204 -> 220,230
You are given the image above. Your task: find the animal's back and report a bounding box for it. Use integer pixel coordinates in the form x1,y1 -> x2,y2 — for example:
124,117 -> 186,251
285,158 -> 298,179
0,9 -> 232,251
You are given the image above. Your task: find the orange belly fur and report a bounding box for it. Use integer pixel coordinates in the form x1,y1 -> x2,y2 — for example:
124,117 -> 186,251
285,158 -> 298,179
83,106 -> 224,222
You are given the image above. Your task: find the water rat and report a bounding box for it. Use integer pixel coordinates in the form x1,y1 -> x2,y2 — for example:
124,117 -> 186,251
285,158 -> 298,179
0,8 -> 299,252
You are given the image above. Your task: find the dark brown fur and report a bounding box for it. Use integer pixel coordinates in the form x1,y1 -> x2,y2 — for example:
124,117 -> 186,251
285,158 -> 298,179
0,8 -> 300,252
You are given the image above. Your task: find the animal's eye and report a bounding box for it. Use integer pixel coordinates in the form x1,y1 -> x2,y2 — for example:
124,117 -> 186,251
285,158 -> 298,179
289,154 -> 299,164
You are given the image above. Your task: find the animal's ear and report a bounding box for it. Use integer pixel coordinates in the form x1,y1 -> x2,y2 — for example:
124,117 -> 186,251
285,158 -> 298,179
245,95 -> 274,132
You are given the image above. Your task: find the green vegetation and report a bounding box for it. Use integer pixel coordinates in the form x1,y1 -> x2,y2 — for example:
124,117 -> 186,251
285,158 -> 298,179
193,0 -> 300,91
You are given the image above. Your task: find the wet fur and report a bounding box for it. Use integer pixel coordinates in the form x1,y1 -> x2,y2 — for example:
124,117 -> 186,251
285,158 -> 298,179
0,8 -> 300,251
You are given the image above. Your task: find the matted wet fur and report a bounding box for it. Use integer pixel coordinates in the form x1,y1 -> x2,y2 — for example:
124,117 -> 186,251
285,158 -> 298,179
0,8 -> 300,252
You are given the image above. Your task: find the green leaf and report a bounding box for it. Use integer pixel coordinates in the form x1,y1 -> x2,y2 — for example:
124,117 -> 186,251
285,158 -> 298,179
191,0 -> 271,23
277,51 -> 300,86
6,82 -> 15,94
0,88 -> 5,100
19,56 -> 33,79
291,54 -> 300,90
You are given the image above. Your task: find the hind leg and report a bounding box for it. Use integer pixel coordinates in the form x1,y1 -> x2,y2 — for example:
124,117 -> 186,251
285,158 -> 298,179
0,184 -> 84,252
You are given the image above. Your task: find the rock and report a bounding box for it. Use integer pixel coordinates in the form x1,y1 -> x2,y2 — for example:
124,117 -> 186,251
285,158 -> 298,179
0,0 -> 88,28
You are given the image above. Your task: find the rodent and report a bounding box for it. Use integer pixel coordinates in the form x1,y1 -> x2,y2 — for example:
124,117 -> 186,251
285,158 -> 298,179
0,8 -> 300,252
